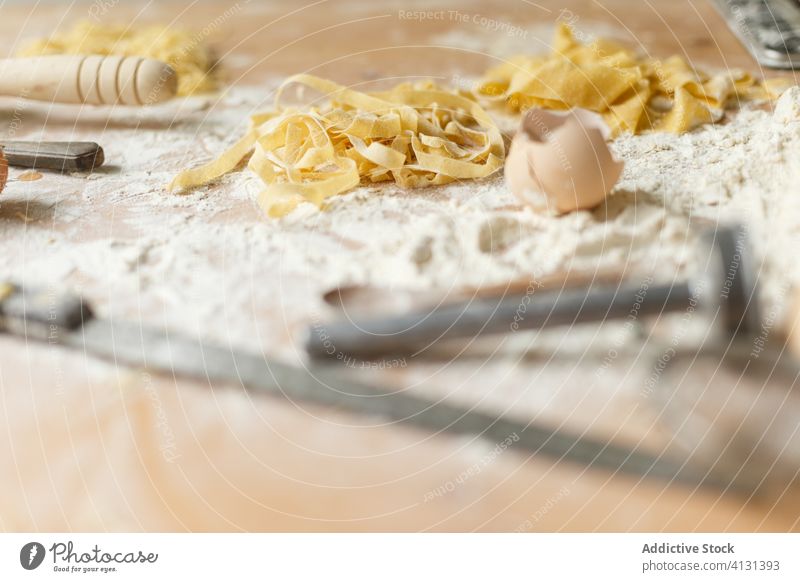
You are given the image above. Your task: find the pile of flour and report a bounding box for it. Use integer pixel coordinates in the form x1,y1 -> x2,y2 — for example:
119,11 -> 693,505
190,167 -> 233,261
1,82 -> 799,358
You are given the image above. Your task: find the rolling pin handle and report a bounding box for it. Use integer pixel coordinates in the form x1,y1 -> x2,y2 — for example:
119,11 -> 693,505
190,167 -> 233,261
0,55 -> 177,106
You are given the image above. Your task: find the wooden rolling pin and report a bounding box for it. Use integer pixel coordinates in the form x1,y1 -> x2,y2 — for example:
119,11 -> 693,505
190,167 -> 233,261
0,55 -> 177,106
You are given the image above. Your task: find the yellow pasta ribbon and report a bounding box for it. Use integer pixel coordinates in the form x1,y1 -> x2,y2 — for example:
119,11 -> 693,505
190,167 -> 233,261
169,74 -> 504,217
477,22 -> 794,135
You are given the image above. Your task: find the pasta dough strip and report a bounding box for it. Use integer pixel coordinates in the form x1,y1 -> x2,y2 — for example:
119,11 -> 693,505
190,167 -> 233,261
169,75 -> 504,217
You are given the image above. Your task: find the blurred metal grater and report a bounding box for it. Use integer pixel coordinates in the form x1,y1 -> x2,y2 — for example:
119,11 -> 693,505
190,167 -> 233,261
715,0 -> 800,68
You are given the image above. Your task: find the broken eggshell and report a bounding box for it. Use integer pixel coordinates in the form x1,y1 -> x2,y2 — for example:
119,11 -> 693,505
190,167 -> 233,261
505,108 -> 624,214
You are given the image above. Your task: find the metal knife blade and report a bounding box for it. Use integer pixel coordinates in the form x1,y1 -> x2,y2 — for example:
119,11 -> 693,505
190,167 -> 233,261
0,282 -> 749,492
59,317 -> 742,491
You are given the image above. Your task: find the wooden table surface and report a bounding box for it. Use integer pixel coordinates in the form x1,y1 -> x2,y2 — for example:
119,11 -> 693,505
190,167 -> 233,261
0,0 -> 798,532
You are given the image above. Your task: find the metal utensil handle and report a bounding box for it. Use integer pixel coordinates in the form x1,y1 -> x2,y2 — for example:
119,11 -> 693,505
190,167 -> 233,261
0,141 -> 104,172
305,281 -> 695,359
0,283 -> 92,340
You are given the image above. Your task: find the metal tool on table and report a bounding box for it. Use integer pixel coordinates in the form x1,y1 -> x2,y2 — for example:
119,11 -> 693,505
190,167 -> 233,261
304,226 -> 757,360
0,281 -> 747,493
307,224 -> 800,493
715,0 -> 800,68
0,141 -> 104,172
322,267 -> 626,318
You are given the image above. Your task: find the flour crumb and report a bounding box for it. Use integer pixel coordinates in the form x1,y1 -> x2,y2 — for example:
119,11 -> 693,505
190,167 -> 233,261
773,86 -> 800,125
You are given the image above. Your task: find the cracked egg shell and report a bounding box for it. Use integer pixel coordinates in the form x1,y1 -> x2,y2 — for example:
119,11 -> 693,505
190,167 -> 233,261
505,108 -> 624,214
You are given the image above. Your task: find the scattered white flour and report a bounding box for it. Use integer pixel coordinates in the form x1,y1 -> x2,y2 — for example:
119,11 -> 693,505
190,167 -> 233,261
0,81 -> 799,361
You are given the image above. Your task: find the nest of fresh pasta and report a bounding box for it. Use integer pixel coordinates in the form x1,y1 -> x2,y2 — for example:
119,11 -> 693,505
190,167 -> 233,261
477,23 -> 790,135
170,75 -> 505,217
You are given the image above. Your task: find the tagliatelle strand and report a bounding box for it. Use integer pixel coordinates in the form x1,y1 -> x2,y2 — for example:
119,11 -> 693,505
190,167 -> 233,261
169,74 -> 504,217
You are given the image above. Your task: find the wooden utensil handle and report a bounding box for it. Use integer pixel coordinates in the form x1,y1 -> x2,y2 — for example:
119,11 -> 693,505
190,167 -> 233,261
0,55 -> 177,105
